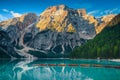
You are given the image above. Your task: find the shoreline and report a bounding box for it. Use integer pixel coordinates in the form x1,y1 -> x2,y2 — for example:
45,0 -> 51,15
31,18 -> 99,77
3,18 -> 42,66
0,58 -> 120,61
109,59 -> 120,62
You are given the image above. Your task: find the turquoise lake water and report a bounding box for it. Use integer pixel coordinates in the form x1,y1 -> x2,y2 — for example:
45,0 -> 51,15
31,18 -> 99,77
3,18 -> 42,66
0,59 -> 120,80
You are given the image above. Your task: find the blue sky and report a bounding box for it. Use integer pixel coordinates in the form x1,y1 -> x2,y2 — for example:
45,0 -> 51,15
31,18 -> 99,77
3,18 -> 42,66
0,0 -> 120,21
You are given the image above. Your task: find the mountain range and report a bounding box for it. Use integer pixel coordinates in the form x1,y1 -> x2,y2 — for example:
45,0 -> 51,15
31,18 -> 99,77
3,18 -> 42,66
0,5 -> 118,58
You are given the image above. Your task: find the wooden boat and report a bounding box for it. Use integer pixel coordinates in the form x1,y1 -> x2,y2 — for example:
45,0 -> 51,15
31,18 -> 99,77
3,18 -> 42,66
58,64 -> 66,66
92,64 -> 103,67
68,64 -> 79,66
48,64 -> 56,66
80,64 -> 90,67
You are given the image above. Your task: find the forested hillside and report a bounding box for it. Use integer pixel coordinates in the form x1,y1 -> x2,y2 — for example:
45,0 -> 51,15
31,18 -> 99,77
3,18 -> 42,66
70,14 -> 120,59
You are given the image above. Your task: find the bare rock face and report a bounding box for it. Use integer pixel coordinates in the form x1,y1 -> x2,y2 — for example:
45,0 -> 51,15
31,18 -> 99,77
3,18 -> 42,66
0,13 -> 39,58
0,18 -> 20,29
28,30 -> 86,54
0,13 -> 38,47
108,14 -> 120,26
36,5 -> 96,39
77,9 -> 86,16
83,15 -> 98,26
0,28 -> 20,58
28,5 -> 97,54
19,13 -> 37,27
0,13 -> 37,29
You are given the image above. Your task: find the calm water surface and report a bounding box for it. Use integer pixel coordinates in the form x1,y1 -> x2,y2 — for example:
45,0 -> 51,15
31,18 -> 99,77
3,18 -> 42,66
0,59 -> 120,80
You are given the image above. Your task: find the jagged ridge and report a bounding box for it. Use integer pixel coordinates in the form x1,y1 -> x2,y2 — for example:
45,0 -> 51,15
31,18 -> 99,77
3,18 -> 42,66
0,5 -> 117,58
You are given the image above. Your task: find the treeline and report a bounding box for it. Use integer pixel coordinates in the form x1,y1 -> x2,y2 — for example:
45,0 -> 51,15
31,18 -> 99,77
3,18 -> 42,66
70,24 -> 120,59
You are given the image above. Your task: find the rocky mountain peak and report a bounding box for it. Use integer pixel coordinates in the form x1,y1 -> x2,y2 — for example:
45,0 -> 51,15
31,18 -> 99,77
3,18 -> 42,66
108,14 -> 120,26
37,5 -> 95,39
0,13 -> 37,30
46,4 -> 68,11
20,13 -> 37,23
101,14 -> 116,23
95,14 -> 116,34
77,9 -> 86,16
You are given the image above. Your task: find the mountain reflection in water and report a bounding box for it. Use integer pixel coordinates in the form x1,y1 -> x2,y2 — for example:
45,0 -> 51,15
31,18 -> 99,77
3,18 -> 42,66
0,59 -> 120,80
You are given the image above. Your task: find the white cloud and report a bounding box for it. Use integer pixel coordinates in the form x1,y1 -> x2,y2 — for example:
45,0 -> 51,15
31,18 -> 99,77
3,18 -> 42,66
0,14 -> 8,22
2,9 -> 9,12
104,10 -> 110,14
88,10 -> 100,15
100,8 -> 120,15
110,8 -> 118,13
2,9 -> 22,17
10,11 -> 22,17
87,8 -> 120,18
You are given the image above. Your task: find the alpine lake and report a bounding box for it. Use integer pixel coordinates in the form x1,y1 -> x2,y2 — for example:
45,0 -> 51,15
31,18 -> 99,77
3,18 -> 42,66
0,59 -> 120,80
